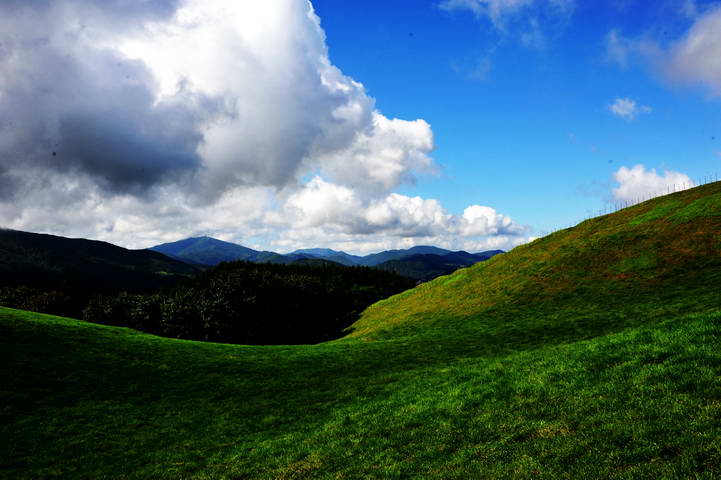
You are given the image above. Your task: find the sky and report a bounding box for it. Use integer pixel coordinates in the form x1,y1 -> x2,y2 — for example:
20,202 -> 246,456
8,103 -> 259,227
0,0 -> 719,254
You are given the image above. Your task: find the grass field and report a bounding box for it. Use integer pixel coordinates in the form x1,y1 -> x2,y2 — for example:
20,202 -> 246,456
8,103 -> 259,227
3,183 -> 721,479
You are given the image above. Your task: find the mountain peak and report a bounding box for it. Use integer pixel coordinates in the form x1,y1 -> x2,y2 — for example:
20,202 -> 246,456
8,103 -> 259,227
150,236 -> 259,266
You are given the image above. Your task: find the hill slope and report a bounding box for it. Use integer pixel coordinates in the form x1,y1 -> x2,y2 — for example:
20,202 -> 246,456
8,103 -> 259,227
4,183 -> 721,478
351,182 -> 721,344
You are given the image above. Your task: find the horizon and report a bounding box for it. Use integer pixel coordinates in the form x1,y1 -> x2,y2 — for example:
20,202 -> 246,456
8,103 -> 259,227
1,1 -> 719,254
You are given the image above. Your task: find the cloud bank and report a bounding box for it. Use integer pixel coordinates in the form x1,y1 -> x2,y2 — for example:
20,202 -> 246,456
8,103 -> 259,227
0,0 -> 529,253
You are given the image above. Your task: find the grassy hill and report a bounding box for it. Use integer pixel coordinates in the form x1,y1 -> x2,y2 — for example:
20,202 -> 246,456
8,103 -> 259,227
352,182 -> 721,344
3,183 -> 721,478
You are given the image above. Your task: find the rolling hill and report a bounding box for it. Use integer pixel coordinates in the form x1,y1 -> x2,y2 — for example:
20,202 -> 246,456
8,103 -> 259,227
4,183 -> 721,478
0,228 -> 198,292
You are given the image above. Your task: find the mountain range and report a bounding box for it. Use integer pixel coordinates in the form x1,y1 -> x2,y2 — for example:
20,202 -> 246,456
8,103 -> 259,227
149,236 -> 503,280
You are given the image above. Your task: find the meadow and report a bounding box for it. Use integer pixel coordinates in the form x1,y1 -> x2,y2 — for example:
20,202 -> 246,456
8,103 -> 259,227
3,182 -> 721,478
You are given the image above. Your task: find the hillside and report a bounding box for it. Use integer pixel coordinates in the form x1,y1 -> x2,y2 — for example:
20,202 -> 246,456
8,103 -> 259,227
4,183 -> 721,478
351,182 -> 721,344
0,228 -> 198,292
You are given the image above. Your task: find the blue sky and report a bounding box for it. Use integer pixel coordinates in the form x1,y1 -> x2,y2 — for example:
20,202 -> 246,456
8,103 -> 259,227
313,0 -> 721,233
1,0 -> 720,252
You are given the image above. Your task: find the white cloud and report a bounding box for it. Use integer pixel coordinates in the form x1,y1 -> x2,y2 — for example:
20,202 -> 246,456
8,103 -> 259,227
461,205 -> 521,236
609,97 -> 652,120
315,113 -> 436,197
665,6 -> 721,96
612,165 -> 694,202
277,177 -> 528,245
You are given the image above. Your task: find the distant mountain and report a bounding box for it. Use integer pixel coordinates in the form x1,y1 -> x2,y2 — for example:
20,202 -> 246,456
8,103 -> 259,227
291,248 -> 341,257
359,245 -> 453,266
375,250 -> 503,282
149,237 -> 503,273
150,236 -> 275,266
290,248 -> 363,266
0,228 -> 198,292
291,245 -> 456,267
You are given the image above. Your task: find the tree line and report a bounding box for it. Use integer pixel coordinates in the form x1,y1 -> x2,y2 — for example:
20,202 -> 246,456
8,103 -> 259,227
1,261 -> 414,344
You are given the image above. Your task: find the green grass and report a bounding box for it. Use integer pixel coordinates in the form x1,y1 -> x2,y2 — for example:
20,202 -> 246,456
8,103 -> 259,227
4,183 -> 721,478
612,253 -> 656,274
3,306 -> 721,479
628,199 -> 681,225
669,192 -> 721,224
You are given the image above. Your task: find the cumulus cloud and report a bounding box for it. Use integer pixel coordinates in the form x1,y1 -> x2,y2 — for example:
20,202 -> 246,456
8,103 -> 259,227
608,97 -> 652,120
612,165 -> 694,202
315,114 -> 435,196
278,177 -> 527,242
0,0 -> 435,201
0,0 -> 527,253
